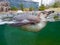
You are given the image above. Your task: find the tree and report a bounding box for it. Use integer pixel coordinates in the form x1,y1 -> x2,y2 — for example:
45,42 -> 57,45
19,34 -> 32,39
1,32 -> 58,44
10,6 -> 18,11
19,4 -> 24,11
29,6 -> 34,11
39,4 -> 46,11
52,2 -> 60,8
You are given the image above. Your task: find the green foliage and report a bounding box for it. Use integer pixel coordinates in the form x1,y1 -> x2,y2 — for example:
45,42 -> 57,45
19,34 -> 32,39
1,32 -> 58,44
52,2 -> 60,8
10,6 -> 18,11
39,4 -> 46,11
29,7 -> 34,11
19,4 -> 24,11
54,15 -> 59,21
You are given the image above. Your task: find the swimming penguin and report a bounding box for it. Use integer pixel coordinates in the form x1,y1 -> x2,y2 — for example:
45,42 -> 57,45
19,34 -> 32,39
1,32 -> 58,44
10,12 -> 47,32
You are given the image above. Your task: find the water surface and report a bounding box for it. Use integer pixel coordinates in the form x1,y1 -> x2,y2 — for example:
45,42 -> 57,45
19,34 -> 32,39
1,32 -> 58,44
0,21 -> 60,45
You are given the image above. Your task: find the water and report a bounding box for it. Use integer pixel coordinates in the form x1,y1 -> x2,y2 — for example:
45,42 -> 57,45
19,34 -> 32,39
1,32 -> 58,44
21,21 -> 47,32
0,21 -> 60,45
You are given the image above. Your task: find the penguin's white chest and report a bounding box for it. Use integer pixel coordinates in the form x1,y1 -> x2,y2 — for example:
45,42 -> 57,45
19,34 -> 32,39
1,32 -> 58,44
21,21 -> 47,32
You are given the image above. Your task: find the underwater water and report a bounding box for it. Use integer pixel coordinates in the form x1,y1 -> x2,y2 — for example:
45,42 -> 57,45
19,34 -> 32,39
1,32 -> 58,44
0,21 -> 60,45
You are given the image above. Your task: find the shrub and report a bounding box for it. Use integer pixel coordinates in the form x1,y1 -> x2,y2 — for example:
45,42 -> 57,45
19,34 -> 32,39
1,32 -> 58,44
54,15 -> 59,21
10,6 -> 18,11
39,4 -> 46,11
29,7 -> 34,11
52,2 -> 60,8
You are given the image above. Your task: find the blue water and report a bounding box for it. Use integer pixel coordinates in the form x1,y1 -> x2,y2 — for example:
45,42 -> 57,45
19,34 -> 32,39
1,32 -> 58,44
0,21 -> 60,45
